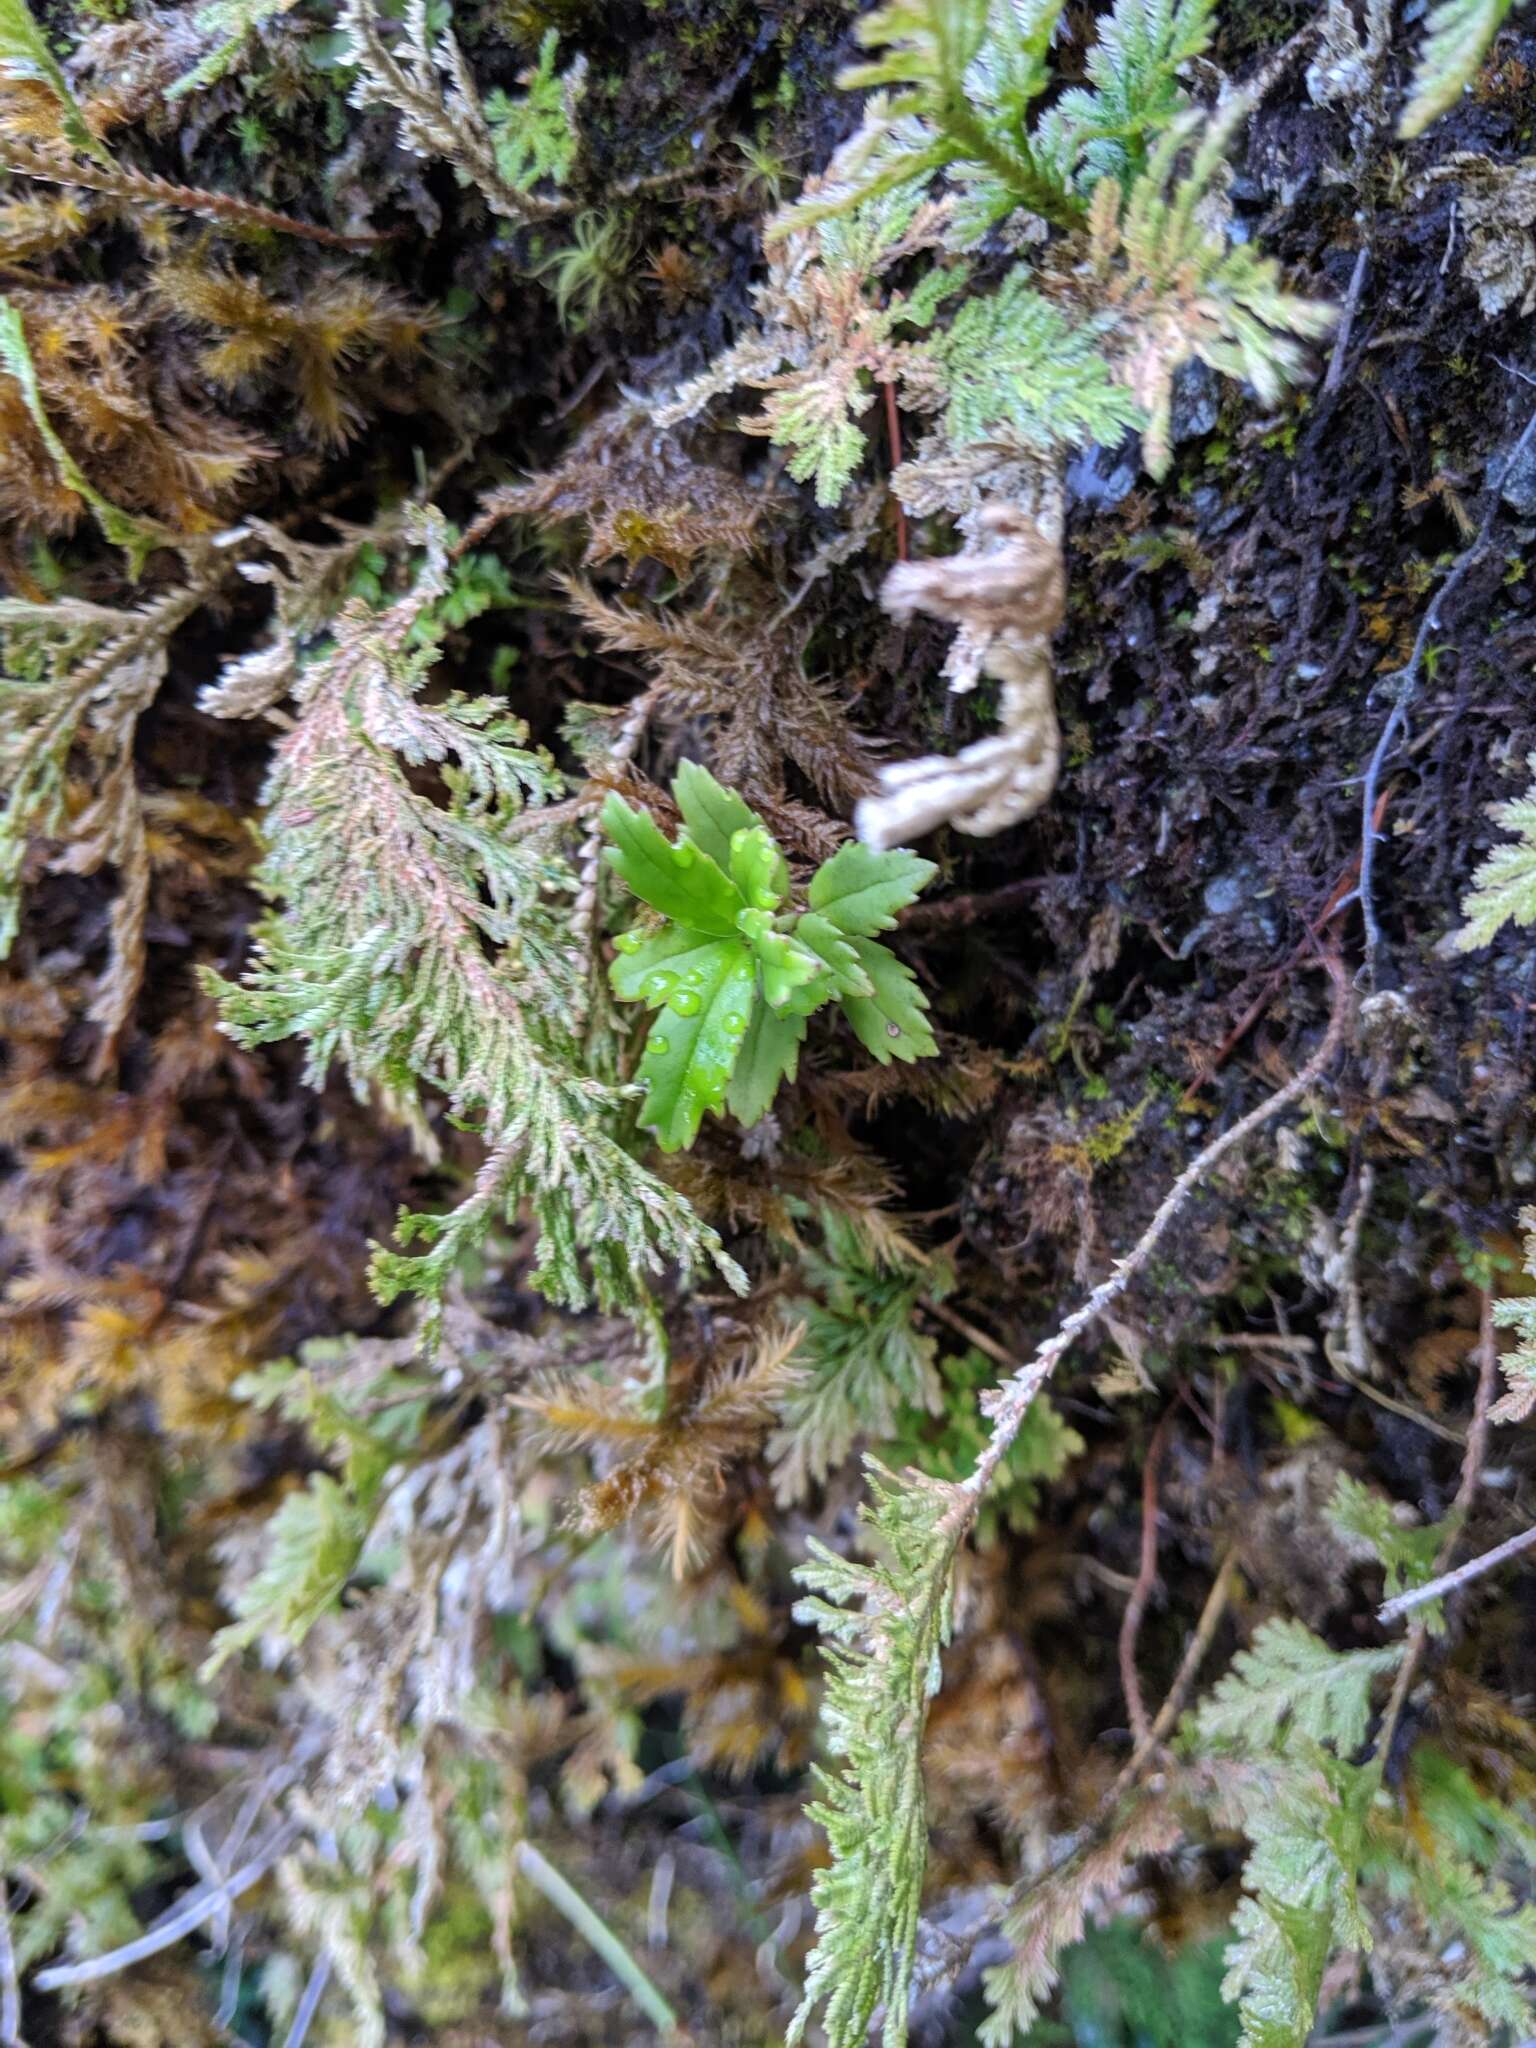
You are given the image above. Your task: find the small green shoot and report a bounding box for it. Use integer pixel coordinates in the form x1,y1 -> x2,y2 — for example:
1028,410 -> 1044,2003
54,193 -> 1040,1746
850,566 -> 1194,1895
602,761 -> 937,1149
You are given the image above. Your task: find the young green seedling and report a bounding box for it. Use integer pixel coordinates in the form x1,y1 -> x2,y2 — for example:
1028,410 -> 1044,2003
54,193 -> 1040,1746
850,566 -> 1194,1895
602,761 -> 938,1150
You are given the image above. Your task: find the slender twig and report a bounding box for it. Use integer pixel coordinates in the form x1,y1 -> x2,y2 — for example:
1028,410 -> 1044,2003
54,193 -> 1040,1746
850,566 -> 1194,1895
0,139 -> 392,249
1110,1547 -> 1241,1801
881,380 -> 908,561
1379,1522 -> 1536,1625
1359,396 -> 1536,989
1376,1300 -> 1509,1769
921,1297 -> 1019,1375
1322,246 -> 1370,397
1325,1362 -> 1466,1447
31,1823 -> 300,1991
1338,1162 -> 1376,1383
514,1842 -> 680,2037
0,1880 -> 22,2048
1453,1291 -> 1500,1519
1117,1407 -> 1174,1748
283,1952 -> 332,2048
901,874 -> 1052,931
956,949 -> 1349,1509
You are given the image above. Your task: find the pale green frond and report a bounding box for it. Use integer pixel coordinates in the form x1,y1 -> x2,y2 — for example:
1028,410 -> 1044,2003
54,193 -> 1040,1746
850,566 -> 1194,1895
768,1219 -> 943,1502
1193,1620 -> 1400,1757
1035,0 -> 1215,188
0,575 -> 215,1041
1456,760 -> 1536,948
207,515 -> 742,1333
1399,0 -> 1522,138
1491,1208 -> 1536,1422
787,1458 -> 965,2048
167,0 -> 301,98
202,1475 -> 373,1675
838,0 -> 1081,232
931,272 -> 1143,451
1090,114 -> 1335,475
1324,1473 -> 1455,1628
484,30 -> 585,193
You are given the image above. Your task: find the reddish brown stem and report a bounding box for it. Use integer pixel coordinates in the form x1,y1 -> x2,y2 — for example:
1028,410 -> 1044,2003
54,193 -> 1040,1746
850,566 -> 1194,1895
881,380 -> 908,561
0,140 -> 396,249
1118,1406 -> 1175,1748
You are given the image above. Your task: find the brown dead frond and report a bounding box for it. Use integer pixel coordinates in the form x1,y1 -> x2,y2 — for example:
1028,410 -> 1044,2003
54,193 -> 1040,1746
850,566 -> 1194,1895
606,1628 -> 816,1778
813,1035 -> 1004,1119
155,259 -> 431,445
515,1318 -> 803,1577
480,408 -> 766,577
563,575 -> 876,825
0,288 -> 267,533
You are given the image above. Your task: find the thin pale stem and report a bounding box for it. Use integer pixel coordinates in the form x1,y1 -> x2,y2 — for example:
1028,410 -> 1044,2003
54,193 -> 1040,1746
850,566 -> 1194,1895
958,950 -> 1348,1512
515,1841 -> 680,2037
31,1823 -> 300,1991
0,1880 -> 21,2048
283,1951 -> 332,2048
1379,1522 -> 1536,1626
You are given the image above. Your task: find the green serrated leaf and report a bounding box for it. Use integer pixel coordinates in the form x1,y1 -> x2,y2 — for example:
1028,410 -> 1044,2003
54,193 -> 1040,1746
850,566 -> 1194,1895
201,1474 -> 370,1677
730,824 -> 789,912
794,911 -> 874,998
601,791 -> 746,935
609,925 -> 721,1006
636,937 -> 756,1150
738,906 -> 824,1010
808,840 -> 939,937
672,758 -> 765,869
836,934 -> 937,1063
726,999 -> 807,1125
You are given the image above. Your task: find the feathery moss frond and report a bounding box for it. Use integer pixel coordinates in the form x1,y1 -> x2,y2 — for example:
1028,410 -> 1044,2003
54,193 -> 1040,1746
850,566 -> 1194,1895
788,1458 -> 965,2048
205,513 -> 743,1331
1400,0 -> 1522,137
0,295 -> 176,572
166,0 -> 302,99
1455,751 -> 1536,949
340,0 -> 575,223
1087,106 -> 1334,475
0,568 -> 223,1053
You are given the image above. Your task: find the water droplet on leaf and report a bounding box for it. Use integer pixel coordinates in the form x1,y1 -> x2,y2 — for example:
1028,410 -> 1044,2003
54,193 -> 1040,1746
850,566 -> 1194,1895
670,988 -> 702,1016
723,1012 -> 747,1035
649,1035 -> 670,1055
754,888 -> 778,910
644,971 -> 675,998
886,1021 -> 902,1038
673,841 -> 696,868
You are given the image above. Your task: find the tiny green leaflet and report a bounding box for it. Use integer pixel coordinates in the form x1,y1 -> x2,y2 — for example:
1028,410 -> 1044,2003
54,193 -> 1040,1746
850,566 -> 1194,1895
602,765 -> 939,1150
